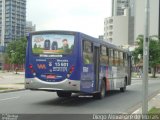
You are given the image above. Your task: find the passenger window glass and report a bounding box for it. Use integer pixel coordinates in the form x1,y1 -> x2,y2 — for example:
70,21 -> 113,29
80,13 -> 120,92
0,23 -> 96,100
100,46 -> 108,65
83,40 -> 93,64
109,49 -> 113,65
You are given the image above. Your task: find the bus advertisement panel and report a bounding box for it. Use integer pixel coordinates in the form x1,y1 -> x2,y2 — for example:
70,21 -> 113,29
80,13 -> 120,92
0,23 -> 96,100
32,34 -> 74,55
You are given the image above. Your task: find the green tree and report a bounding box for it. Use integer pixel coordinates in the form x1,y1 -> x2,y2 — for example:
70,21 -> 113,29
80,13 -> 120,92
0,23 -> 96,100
6,37 -> 27,65
133,35 -> 160,78
132,35 -> 143,66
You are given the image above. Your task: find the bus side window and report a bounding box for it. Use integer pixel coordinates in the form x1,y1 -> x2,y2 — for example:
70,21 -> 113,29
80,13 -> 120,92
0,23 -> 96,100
114,50 -> 119,66
117,51 -> 120,66
83,40 -> 93,64
109,49 -> 113,65
123,53 -> 128,66
100,46 -> 108,65
106,47 -> 109,64
120,52 -> 123,66
113,50 -> 115,66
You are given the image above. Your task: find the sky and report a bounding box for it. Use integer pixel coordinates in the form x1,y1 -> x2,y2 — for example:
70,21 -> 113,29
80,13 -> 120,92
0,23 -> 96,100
26,0 -> 112,38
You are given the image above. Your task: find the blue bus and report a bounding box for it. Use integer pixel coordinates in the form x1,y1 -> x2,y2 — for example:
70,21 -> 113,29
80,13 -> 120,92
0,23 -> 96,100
25,30 -> 132,99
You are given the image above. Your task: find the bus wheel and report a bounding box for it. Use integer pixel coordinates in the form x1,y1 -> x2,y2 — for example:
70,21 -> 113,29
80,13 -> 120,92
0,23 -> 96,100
120,78 -> 126,92
93,80 -> 106,99
57,91 -> 72,97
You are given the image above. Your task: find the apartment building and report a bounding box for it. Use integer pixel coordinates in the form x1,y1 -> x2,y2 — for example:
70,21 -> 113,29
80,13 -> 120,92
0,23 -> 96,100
0,0 -> 26,46
26,21 -> 36,35
104,0 -> 135,46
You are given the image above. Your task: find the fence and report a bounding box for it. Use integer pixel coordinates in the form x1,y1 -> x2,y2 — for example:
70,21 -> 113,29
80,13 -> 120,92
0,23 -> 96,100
3,64 -> 24,72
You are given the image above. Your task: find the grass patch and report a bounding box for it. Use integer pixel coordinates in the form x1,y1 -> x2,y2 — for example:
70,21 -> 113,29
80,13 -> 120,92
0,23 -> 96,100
132,72 -> 139,77
0,88 -> 10,90
15,83 -> 24,85
148,107 -> 160,114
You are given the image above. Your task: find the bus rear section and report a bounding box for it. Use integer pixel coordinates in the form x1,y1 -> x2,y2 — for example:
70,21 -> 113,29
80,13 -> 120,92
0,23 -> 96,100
25,31 -> 81,97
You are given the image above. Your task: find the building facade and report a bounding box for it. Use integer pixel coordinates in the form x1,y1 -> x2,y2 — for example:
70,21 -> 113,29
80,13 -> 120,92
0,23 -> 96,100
26,21 -> 36,35
0,0 -> 26,70
104,16 -> 129,46
112,0 -> 135,16
112,0 -> 129,16
0,0 -> 26,46
104,0 -> 135,46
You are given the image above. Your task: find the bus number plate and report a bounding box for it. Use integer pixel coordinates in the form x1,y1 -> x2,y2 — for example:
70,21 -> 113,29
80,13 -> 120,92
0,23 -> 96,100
46,75 -> 56,79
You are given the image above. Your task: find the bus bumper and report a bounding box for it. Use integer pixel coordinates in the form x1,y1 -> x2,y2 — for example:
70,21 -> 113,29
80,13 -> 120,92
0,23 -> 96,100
25,78 -> 80,92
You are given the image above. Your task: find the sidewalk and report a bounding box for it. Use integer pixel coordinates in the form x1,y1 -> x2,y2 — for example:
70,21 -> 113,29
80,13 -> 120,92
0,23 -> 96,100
132,72 -> 160,80
0,71 -> 25,93
132,73 -> 160,114
133,93 -> 160,114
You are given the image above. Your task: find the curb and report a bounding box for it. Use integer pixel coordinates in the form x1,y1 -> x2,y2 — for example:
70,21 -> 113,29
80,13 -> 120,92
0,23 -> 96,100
0,89 -> 25,93
132,90 -> 160,114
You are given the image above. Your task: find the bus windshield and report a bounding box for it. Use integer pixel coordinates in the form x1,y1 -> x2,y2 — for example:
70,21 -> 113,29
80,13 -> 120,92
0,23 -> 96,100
32,34 -> 74,55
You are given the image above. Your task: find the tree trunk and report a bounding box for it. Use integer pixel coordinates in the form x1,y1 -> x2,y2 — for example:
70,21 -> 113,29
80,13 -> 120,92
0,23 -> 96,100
152,67 -> 156,78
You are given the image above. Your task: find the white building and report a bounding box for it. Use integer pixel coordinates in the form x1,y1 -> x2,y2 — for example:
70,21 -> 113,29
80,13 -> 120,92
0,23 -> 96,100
112,0 -> 129,16
104,15 -> 133,46
26,21 -> 36,35
104,0 -> 135,46
134,0 -> 159,40
112,0 -> 135,16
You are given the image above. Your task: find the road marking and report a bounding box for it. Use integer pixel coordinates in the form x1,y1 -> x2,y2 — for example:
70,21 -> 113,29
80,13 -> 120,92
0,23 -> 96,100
132,108 -> 141,114
0,96 -> 20,102
131,83 -> 141,86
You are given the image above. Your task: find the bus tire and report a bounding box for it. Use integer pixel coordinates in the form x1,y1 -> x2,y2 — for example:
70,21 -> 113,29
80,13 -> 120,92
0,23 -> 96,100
57,91 -> 72,97
93,80 -> 106,99
120,78 -> 127,92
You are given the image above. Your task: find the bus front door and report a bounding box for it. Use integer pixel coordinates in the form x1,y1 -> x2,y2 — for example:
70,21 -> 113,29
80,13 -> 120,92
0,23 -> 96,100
94,46 -> 100,91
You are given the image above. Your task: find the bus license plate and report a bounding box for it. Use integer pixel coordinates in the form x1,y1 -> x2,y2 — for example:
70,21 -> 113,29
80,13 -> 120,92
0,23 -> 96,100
46,75 -> 56,79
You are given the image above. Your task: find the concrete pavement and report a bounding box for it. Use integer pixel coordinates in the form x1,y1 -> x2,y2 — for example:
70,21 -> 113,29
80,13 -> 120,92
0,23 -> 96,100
132,73 -> 160,114
133,93 -> 160,114
0,71 -> 24,92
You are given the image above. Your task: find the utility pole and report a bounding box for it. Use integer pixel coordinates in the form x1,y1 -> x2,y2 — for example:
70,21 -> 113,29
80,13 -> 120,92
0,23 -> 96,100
142,0 -> 150,115
159,0 -> 160,37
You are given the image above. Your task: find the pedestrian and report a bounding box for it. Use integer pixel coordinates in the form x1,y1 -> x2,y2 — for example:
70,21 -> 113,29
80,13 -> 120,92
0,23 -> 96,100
139,69 -> 143,78
15,67 -> 18,74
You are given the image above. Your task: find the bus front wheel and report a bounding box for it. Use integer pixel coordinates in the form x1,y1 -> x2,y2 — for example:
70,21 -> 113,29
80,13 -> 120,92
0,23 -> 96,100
57,91 -> 72,97
93,80 -> 106,99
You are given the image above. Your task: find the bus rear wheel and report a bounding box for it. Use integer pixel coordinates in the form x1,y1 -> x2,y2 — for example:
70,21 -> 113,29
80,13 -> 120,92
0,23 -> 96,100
57,91 -> 72,97
93,80 -> 106,99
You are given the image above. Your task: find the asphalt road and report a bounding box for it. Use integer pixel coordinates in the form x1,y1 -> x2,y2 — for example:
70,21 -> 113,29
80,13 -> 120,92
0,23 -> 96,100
0,79 -> 160,114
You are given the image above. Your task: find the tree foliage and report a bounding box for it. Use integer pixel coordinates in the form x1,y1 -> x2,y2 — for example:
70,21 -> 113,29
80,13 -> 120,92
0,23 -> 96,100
133,35 -> 160,77
6,37 -> 27,64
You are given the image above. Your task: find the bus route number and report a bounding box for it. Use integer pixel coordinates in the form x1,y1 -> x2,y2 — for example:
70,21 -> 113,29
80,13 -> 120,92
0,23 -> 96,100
55,62 -> 68,67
